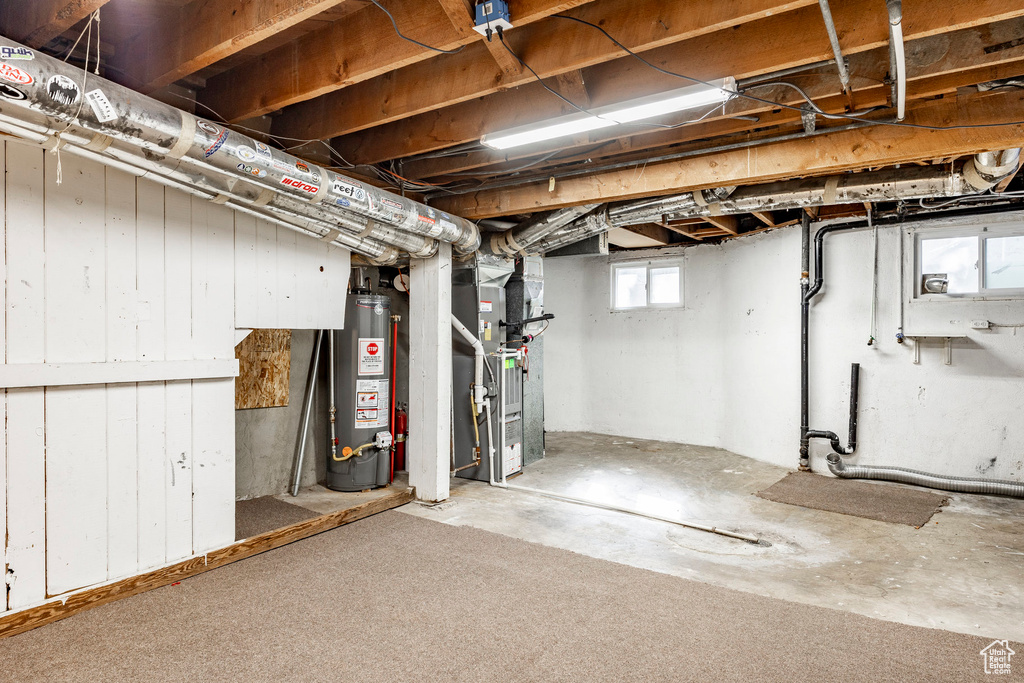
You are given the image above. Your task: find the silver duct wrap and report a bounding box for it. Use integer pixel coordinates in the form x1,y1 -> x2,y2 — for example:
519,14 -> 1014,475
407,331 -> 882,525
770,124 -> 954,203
826,454 -> 1024,498
0,36 -> 479,262
525,153 -> 1020,254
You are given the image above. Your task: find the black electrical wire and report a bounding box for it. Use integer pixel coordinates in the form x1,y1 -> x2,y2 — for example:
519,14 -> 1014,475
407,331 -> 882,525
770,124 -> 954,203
552,13 -> 1024,132
496,28 -> 731,132
368,0 -> 465,54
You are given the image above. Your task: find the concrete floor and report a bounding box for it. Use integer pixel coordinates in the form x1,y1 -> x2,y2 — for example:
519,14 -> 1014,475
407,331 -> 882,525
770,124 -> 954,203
399,431 -> 1024,642
276,477 -> 410,516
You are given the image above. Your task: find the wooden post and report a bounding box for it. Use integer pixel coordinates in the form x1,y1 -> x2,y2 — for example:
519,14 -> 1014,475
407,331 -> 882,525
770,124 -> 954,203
408,243 -> 452,502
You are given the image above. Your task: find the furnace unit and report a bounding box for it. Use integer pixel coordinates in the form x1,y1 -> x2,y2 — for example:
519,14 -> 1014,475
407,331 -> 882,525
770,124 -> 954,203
452,255 -> 523,482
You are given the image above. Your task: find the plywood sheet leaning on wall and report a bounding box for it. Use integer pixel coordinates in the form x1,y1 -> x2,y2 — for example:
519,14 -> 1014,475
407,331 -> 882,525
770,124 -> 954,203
235,330 -> 292,409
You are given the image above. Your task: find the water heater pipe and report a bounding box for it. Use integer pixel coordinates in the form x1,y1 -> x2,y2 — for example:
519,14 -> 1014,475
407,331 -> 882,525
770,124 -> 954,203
290,330 -> 325,497
390,314 -> 400,483
329,331 -> 338,461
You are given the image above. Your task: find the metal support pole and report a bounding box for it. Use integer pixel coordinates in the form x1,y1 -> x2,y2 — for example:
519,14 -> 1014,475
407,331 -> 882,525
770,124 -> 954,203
290,330 -> 325,496
799,212 -> 811,470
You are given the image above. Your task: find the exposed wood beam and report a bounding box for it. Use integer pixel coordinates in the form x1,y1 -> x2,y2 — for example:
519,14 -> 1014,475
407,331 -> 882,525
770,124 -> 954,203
435,0 -> 522,77
623,224 -> 672,245
0,0 -> 111,48
274,0 -> 817,141
553,70 -> 590,107
409,24 -> 1024,180
201,0 -> 596,122
333,0 -> 1024,168
703,215 -> 739,235
751,211 -> 777,228
111,0 -> 353,92
430,89 -> 1024,218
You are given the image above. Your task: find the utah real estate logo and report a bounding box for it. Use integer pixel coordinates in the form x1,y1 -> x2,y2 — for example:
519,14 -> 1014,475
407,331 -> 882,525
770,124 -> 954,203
980,640 -> 1014,675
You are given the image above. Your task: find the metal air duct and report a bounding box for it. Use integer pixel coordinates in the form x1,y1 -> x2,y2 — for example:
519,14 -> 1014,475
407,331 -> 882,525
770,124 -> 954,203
528,153 -> 1021,253
0,36 -> 479,262
826,454 -> 1024,498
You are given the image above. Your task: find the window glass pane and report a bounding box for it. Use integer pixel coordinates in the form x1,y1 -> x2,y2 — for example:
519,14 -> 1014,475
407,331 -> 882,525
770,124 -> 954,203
649,266 -> 680,304
614,266 -> 647,308
920,236 -> 978,294
985,235 -> 1024,289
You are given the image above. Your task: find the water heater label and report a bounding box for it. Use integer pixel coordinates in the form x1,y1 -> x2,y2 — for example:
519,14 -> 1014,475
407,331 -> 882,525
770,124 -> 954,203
355,380 -> 389,429
358,337 -> 385,375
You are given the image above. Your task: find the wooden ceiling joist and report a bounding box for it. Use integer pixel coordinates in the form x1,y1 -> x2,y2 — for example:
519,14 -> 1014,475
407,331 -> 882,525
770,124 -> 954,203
622,224 -> 672,245
199,0 -> 596,123
0,0 -> 112,48
404,17 -> 1024,181
111,0 -> 354,92
702,215 -> 739,236
330,0 -> 1024,169
433,57 -> 1024,186
272,0 -> 817,142
431,89 -> 1024,218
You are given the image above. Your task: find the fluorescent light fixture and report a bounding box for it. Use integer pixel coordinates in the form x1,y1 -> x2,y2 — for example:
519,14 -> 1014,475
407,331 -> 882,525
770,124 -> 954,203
481,77 -> 736,150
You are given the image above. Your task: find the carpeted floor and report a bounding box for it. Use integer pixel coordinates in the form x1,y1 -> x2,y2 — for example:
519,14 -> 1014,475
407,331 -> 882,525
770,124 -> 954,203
234,496 -> 319,540
756,471 -> 949,527
0,511 -> 1011,682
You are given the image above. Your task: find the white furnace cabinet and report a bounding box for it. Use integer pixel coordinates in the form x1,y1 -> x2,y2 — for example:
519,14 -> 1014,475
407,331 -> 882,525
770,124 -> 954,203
0,139 -> 349,613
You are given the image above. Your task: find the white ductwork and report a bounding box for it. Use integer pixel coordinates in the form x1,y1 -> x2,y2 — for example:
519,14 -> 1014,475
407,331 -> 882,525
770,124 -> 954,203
531,153 -> 1022,253
0,36 -> 479,263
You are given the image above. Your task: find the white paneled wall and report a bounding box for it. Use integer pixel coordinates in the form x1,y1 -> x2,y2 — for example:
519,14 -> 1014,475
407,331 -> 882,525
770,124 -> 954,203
234,213 -> 349,330
2,139 -> 350,613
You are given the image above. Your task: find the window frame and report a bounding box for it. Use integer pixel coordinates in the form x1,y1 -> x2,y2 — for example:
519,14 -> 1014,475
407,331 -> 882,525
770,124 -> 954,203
610,259 -> 683,311
914,222 -> 1024,301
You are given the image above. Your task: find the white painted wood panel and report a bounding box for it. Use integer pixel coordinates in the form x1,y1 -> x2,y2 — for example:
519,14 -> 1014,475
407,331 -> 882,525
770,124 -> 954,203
408,244 -> 453,502
136,179 -> 168,570
0,139 -> 5,612
275,226 -> 297,329
0,359 -> 239,388
294,229 -> 320,329
105,167 -> 140,579
163,189 -> 193,561
235,219 -> 350,330
5,142 -> 47,608
43,151 -> 109,596
190,199 -> 235,553
233,213 -> 258,329
2,138 -> 352,608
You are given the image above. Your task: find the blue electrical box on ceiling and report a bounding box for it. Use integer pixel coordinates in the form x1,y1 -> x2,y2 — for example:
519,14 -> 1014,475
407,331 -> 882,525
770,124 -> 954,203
473,1 -> 513,35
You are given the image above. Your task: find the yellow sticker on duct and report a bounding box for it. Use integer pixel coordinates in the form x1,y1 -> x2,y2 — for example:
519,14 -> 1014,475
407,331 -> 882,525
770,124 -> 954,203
485,327 -> 492,341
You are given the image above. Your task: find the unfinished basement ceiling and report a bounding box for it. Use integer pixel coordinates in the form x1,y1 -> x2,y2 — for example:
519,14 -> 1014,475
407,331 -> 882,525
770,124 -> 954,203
5,0 -> 1024,249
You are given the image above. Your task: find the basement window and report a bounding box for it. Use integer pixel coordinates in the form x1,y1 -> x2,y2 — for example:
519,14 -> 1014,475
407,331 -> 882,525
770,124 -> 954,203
612,261 -> 682,310
917,225 -> 1024,297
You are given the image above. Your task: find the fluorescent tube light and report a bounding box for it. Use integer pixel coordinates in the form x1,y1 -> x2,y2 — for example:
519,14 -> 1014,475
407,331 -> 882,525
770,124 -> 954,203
481,78 -> 735,150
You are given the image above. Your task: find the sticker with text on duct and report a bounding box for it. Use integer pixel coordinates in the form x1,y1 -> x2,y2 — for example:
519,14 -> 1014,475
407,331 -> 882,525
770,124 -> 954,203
358,337 -> 386,375
355,379 -> 389,429
85,89 -> 117,122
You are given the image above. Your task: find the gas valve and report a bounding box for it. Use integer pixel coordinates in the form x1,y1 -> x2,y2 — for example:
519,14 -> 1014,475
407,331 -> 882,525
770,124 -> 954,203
374,431 -> 393,450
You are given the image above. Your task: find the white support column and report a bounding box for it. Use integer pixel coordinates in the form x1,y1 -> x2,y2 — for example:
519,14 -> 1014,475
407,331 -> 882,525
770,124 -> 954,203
408,243 -> 452,502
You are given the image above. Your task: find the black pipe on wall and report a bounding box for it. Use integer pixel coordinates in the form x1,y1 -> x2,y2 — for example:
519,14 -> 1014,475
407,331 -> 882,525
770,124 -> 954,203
800,216 -> 862,468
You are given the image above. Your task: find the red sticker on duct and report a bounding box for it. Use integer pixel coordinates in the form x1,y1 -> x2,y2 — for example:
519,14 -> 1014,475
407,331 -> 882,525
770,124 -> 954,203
367,343 -> 379,355
0,63 -> 33,85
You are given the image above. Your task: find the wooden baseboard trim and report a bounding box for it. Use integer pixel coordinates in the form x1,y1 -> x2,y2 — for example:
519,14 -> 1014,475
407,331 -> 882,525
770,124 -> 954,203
0,487 -> 415,639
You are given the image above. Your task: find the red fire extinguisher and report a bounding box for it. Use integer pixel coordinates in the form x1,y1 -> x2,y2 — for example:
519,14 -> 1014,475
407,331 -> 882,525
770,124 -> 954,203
394,404 -> 408,472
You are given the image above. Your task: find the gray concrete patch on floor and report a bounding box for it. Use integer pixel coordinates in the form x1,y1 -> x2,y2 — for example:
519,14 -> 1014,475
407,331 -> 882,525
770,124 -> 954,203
398,431 -> 1024,642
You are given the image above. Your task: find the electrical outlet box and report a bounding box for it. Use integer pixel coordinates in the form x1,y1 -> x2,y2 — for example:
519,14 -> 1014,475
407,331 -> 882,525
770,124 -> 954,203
473,1 -> 513,35
971,319 -> 992,329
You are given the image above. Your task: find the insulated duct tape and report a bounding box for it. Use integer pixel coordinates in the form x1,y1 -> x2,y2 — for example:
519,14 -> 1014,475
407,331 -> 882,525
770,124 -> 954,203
168,111 -> 197,160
